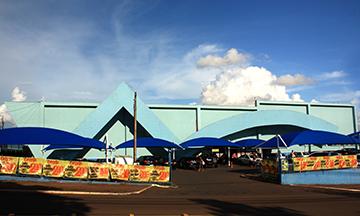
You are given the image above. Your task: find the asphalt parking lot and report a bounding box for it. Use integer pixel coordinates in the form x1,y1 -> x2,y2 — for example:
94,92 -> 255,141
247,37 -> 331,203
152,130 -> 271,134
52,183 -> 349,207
1,164 -> 360,215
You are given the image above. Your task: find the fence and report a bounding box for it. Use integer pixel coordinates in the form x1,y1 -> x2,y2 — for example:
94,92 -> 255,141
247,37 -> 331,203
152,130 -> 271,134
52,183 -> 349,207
260,154 -> 358,178
0,156 -> 170,183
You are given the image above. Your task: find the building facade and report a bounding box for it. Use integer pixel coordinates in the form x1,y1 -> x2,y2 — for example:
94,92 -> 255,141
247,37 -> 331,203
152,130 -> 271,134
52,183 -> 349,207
4,82 -> 358,159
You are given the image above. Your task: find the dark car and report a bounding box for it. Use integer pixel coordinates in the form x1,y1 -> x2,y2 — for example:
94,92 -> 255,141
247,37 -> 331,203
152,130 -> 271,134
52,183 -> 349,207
156,156 -> 177,169
177,156 -> 200,169
137,155 -> 158,165
201,153 -> 218,168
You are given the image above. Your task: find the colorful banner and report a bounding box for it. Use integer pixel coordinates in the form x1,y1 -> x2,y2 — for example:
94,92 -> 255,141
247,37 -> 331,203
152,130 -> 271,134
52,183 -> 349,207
129,165 -> 152,182
261,160 -> 278,175
149,166 -> 170,182
18,157 -> 43,175
64,161 -> 88,179
294,155 -> 358,172
88,162 -> 110,179
109,164 -> 130,181
42,159 -> 68,177
0,156 -> 18,174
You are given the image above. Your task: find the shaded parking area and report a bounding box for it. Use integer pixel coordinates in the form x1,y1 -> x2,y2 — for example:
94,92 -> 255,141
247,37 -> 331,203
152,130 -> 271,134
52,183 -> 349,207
1,164 -> 360,215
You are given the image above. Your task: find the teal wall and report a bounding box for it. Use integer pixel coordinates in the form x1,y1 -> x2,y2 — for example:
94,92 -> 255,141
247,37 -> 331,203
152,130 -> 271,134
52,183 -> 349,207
43,102 -> 98,132
4,84 -> 357,159
150,105 -> 197,142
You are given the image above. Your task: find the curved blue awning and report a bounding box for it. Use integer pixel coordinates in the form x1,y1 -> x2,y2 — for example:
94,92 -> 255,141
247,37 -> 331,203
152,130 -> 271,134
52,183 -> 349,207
256,130 -> 360,149
0,127 -> 106,149
235,139 -> 266,148
180,137 -> 240,148
116,138 -> 183,149
185,110 -> 338,141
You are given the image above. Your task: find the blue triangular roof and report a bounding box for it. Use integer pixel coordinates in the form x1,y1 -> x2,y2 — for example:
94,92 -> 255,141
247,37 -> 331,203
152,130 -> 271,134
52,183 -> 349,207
73,82 -> 180,143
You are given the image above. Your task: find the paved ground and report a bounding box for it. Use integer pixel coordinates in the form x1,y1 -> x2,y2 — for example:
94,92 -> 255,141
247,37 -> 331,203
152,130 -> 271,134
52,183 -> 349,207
0,165 -> 360,215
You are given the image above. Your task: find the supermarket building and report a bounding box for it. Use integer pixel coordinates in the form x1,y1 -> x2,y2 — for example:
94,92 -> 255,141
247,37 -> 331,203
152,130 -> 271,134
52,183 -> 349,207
4,82 -> 358,160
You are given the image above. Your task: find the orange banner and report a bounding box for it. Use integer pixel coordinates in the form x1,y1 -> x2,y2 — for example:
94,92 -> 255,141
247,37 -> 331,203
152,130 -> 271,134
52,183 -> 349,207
18,157 -> 43,175
129,165 -> 152,182
294,155 -> 358,172
42,159 -> 68,177
88,162 -> 110,179
149,166 -> 170,182
0,156 -> 18,174
109,164 -> 130,181
64,161 -> 88,179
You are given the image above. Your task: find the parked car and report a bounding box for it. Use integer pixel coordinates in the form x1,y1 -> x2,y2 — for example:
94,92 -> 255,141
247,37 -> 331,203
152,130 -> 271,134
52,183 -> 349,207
201,153 -> 218,168
294,151 -> 309,157
96,158 -> 114,163
177,156 -> 200,169
114,155 -> 133,165
137,155 -> 158,165
156,156 -> 177,169
265,153 -> 285,161
238,154 -> 256,165
308,151 -> 341,157
336,148 -> 360,156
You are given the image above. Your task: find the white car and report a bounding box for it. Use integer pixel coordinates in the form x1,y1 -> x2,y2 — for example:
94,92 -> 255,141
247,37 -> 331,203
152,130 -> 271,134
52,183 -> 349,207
294,151 -> 309,157
238,154 -> 257,165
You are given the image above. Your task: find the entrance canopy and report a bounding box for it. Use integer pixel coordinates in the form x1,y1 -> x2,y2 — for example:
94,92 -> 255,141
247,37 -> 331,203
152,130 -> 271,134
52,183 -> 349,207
0,127 -> 106,149
180,137 -> 240,148
115,138 -> 183,149
255,130 -> 360,149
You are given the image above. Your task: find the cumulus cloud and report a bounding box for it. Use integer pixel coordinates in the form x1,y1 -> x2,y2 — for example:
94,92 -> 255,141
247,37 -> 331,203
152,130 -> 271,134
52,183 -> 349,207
0,87 -> 27,126
275,74 -> 314,86
198,48 -> 316,106
197,48 -> 251,68
200,66 -> 305,106
11,87 -> 27,101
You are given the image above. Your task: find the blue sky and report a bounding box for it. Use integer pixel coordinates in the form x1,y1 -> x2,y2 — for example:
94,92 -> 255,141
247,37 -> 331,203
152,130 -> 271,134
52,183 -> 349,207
1,0 -> 360,124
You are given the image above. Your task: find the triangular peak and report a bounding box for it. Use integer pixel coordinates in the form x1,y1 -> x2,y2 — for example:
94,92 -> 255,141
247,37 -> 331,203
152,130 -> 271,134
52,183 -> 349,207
73,82 -> 180,143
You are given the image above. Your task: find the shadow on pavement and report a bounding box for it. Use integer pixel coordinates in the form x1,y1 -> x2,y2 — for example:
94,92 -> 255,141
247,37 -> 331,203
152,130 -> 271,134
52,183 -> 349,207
304,186 -> 360,199
0,181 -> 90,215
189,198 -> 307,216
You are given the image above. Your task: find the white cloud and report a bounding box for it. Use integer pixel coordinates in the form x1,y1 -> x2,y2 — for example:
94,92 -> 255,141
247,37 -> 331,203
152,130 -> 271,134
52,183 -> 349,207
200,66 -> 305,106
197,48 -> 316,106
320,91 -> 360,102
0,87 -> 28,126
275,74 -> 314,86
0,104 -> 16,126
197,48 -> 251,68
317,70 -> 347,80
11,87 -> 27,102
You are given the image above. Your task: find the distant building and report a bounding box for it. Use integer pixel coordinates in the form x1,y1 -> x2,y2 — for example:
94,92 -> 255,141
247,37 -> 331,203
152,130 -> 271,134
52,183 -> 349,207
4,82 -> 358,159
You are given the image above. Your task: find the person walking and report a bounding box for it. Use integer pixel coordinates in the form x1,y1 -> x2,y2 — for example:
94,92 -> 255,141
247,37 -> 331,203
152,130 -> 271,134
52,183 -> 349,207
251,152 -> 258,168
198,157 -> 205,172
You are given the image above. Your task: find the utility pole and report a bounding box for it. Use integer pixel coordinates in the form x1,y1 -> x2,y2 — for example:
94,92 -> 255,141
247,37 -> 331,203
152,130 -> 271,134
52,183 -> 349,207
133,92 -> 137,163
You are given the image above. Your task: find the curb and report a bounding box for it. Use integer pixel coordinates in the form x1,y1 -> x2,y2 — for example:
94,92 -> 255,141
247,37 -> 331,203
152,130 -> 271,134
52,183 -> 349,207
292,185 -> 360,193
0,184 -> 176,196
